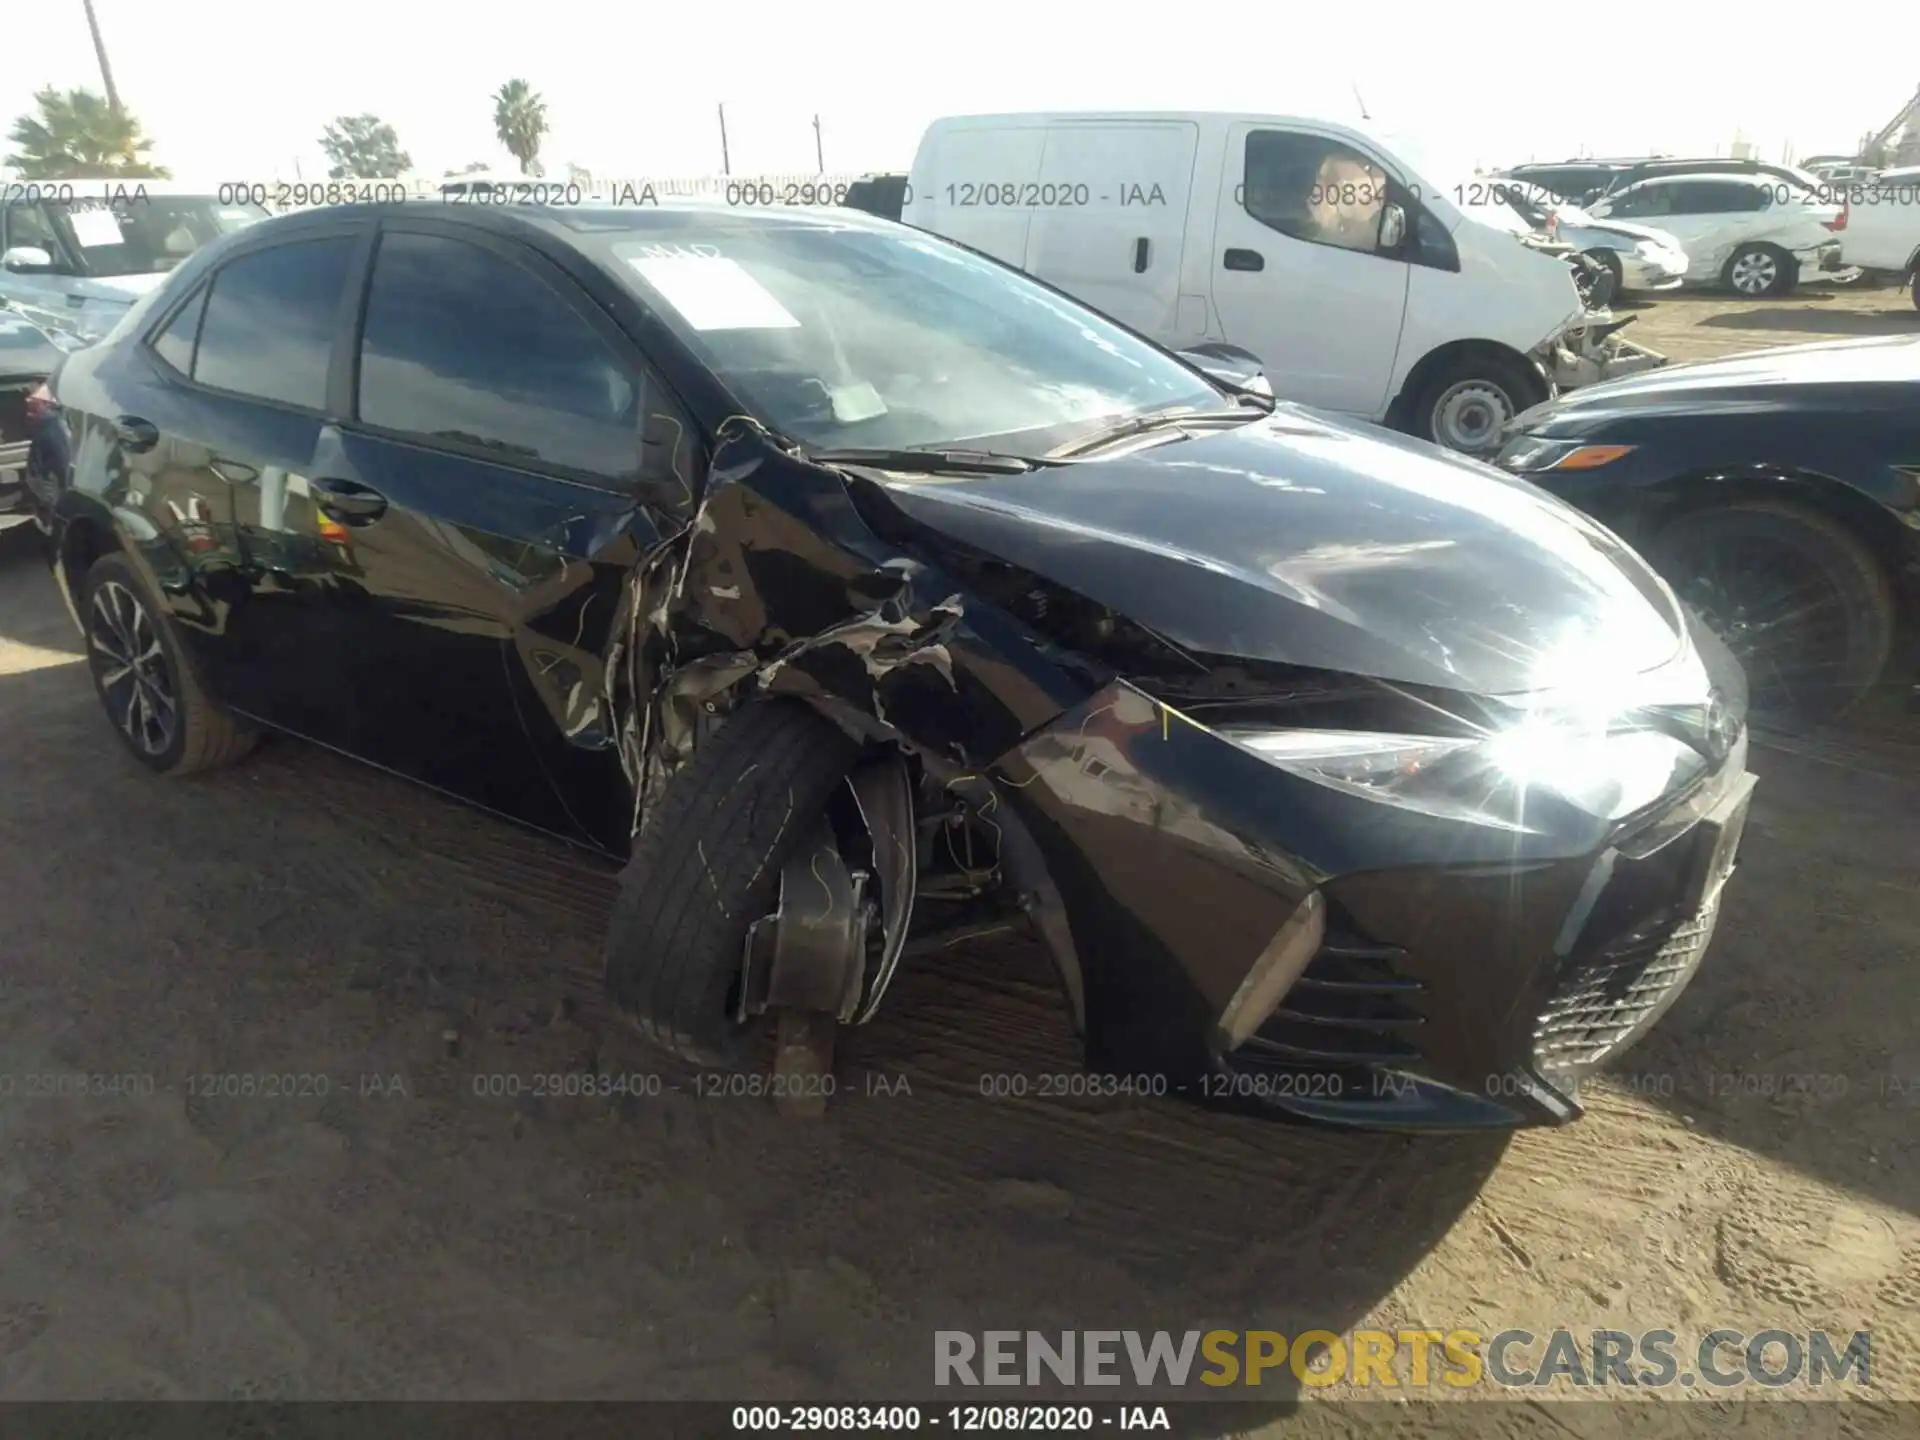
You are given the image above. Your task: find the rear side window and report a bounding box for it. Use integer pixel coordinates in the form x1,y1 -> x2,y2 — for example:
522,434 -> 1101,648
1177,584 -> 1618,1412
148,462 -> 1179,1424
193,237 -> 355,409
1243,131 -> 1390,255
150,285 -> 207,374
354,231 -> 642,482
1674,182 -> 1762,215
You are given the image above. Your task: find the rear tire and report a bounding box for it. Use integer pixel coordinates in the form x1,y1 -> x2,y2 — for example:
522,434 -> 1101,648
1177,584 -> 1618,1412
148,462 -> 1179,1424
1648,500 -> 1895,725
80,552 -> 258,775
1408,353 -> 1545,458
1723,243 -> 1794,298
604,698 -> 860,1068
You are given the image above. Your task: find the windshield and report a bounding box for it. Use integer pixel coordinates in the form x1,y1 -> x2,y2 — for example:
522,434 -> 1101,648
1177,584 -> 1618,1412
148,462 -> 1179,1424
44,195 -> 269,278
597,215 -> 1227,453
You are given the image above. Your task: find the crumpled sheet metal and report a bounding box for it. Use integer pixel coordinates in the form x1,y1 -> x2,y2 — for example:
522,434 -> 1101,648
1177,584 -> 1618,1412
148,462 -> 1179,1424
609,431 -> 1086,835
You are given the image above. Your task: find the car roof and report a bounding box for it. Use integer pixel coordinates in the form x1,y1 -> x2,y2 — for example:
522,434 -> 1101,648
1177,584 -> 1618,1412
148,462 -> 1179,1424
226,199 -> 909,243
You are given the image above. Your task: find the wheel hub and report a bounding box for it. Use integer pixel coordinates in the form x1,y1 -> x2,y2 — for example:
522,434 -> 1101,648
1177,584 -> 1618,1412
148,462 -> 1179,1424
1731,251 -> 1777,295
1431,381 -> 1514,455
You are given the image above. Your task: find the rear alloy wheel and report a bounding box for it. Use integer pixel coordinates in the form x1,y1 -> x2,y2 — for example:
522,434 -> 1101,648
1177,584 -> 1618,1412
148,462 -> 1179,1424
1724,243 -> 1793,298
1650,501 -> 1895,726
81,553 -> 257,775
1411,355 -> 1541,458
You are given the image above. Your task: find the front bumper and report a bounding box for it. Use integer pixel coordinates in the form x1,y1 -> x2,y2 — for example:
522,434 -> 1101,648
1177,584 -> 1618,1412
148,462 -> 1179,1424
990,680 -> 1753,1130
1619,253 -> 1687,291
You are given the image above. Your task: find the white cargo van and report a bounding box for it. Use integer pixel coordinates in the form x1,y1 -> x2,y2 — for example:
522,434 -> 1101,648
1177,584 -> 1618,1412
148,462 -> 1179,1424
905,112 -> 1621,456
1826,178 -> 1920,305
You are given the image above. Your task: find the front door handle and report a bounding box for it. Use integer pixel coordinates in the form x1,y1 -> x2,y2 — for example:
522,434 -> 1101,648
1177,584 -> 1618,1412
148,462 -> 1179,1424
1223,248 -> 1265,272
114,415 -> 159,452
310,476 -> 388,524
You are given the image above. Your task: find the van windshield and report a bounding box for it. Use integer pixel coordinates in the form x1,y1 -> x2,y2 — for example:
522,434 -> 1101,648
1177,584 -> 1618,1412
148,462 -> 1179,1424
597,214 -> 1229,454
44,195 -> 268,278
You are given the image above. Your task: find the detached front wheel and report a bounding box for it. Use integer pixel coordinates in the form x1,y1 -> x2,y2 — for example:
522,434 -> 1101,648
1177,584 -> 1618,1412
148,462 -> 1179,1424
605,698 -> 862,1069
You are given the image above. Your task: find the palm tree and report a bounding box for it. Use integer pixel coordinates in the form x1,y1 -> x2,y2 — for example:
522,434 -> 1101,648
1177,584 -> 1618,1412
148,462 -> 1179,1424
491,80 -> 548,177
4,87 -> 170,179
81,0 -> 123,117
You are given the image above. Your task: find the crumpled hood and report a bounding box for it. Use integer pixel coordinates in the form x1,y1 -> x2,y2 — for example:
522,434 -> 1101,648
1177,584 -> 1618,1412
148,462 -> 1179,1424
879,407 -> 1686,697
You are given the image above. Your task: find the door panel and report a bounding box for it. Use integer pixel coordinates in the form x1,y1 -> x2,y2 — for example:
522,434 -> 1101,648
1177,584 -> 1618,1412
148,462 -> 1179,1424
282,423 -> 635,844
1024,122 -> 1200,343
1210,123 -> 1408,417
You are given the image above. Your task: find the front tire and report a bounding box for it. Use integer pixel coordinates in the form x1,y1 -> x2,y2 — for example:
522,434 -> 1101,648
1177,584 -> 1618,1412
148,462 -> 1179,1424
80,552 -> 257,775
1648,501 -> 1895,725
604,698 -> 860,1068
1409,354 -> 1544,458
1584,249 -> 1625,308
1724,243 -> 1794,298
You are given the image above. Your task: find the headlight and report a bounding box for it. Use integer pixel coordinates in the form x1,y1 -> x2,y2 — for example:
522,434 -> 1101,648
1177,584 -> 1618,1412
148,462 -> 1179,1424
1496,436 -> 1636,473
1226,716 -> 1706,833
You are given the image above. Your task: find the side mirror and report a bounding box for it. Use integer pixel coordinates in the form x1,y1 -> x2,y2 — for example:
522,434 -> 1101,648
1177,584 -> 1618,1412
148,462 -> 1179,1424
1378,203 -> 1407,251
1178,343 -> 1272,397
2,246 -> 55,273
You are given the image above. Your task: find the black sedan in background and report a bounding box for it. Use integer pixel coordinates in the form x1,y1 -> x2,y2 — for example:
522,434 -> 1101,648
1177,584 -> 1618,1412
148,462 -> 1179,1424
29,201 -> 1754,1131
1498,336 -> 1920,724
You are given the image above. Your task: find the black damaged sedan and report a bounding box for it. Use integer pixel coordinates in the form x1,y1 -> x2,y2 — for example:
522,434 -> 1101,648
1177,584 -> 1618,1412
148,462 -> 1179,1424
30,202 -> 1755,1129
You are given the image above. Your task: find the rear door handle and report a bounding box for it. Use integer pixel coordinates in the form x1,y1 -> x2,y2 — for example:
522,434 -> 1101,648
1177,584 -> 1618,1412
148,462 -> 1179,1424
310,476 -> 388,524
1223,249 -> 1265,272
114,415 -> 159,452
1133,237 -> 1150,273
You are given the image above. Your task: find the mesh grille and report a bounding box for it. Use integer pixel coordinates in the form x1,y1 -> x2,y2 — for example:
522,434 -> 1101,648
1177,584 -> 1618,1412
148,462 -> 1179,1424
1533,896 -> 1721,1074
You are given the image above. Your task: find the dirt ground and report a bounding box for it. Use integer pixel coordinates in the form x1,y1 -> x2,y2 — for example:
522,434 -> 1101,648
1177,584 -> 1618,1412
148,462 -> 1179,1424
0,284 -> 1916,1434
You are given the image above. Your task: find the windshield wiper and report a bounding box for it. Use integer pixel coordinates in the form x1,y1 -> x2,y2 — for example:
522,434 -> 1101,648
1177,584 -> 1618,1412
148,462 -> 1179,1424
803,446 -> 1043,475
1053,406 -> 1259,459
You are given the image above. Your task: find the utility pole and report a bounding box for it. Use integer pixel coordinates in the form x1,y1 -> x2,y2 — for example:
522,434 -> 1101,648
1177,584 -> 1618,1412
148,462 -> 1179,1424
813,114 -> 824,173
718,103 -> 731,176
82,0 -> 123,118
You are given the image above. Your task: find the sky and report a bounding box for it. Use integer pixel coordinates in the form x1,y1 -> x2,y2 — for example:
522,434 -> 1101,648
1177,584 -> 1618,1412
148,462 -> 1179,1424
5,0 -> 1914,184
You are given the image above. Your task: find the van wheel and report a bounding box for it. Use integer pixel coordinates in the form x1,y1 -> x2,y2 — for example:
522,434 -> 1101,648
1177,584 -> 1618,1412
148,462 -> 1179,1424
1410,355 -> 1542,458
1648,501 -> 1895,726
80,553 -> 258,775
1909,269 -> 1920,311
1724,244 -> 1793,297
604,698 -> 861,1068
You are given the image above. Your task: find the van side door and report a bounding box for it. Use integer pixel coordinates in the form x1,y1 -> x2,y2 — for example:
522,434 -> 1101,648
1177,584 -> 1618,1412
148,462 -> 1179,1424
1021,121 -> 1203,345
904,124 -> 1048,268
1211,123 -> 1410,417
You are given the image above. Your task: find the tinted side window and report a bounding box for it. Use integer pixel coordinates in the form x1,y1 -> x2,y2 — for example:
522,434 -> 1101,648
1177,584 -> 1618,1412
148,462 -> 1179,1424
1611,184 -> 1670,218
356,231 -> 642,482
3,203 -> 67,266
150,285 -> 207,375
1244,131 -> 1390,255
193,237 -> 355,409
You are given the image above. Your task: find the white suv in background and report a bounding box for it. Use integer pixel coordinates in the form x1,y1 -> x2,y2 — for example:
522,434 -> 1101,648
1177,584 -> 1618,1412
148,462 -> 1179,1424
1585,174 -> 1844,296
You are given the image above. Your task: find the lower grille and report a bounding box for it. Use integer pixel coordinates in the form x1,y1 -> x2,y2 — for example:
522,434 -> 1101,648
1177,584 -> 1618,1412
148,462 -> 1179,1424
1533,895 -> 1721,1074
1237,925 -> 1425,1071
